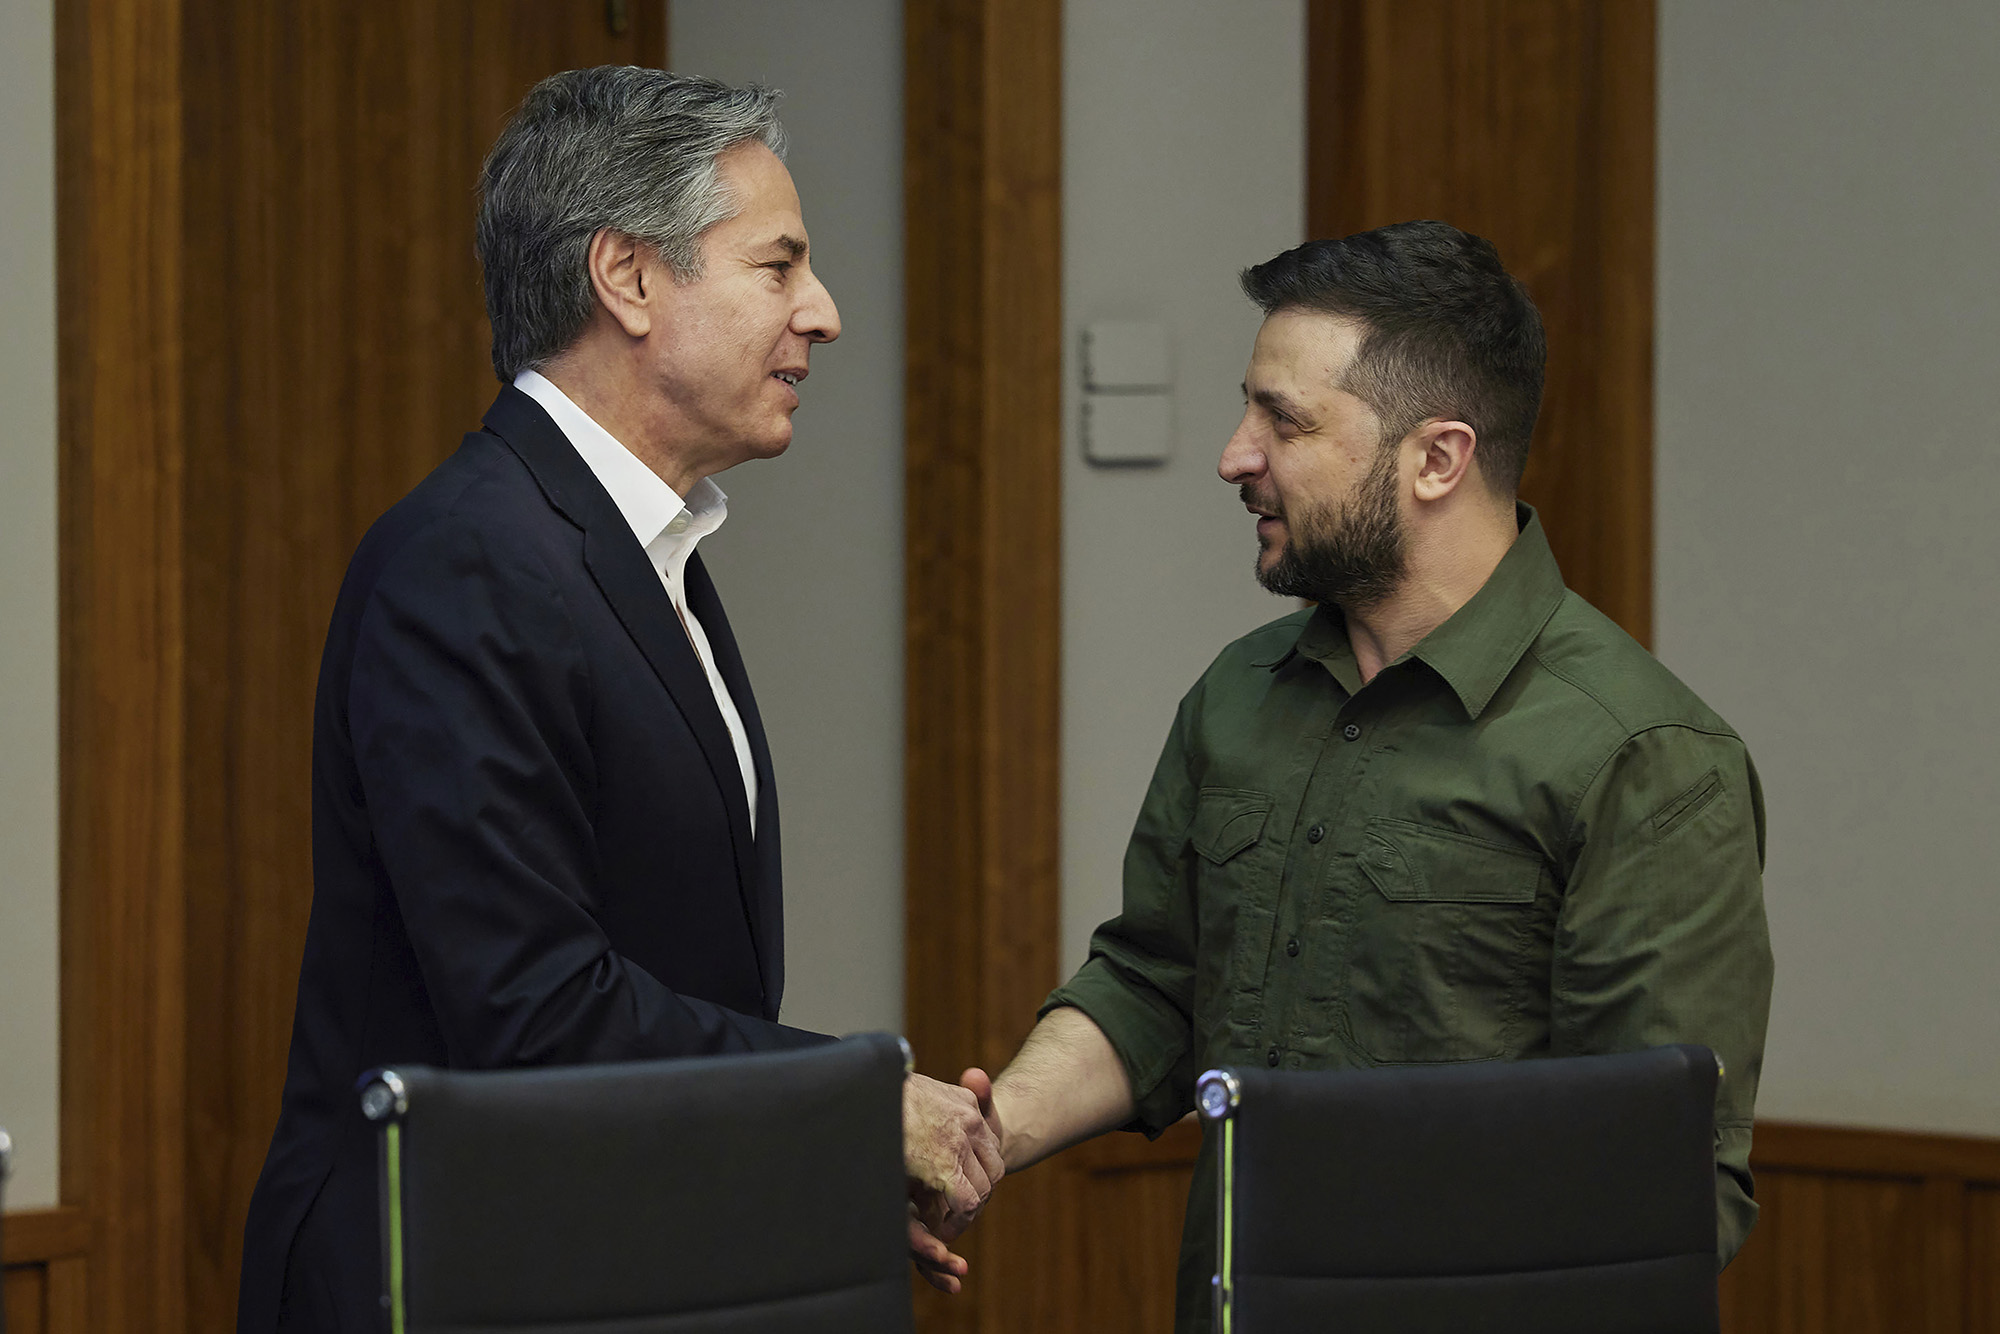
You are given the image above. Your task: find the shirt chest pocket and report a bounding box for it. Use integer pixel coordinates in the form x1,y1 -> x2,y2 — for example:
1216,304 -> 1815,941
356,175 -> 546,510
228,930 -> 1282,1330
1187,787 -> 1275,1044
1343,817 -> 1550,1064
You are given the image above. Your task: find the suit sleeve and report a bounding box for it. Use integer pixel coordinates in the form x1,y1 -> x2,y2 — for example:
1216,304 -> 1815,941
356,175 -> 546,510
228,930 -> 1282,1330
347,513 -> 824,1067
1554,724 -> 1774,1266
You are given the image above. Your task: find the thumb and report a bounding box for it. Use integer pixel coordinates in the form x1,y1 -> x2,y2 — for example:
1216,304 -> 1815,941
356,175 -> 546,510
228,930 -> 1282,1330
960,1067 -> 996,1120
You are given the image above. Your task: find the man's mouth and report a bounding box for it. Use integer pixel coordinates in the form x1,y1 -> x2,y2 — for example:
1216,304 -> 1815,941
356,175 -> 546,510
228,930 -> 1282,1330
772,370 -> 804,387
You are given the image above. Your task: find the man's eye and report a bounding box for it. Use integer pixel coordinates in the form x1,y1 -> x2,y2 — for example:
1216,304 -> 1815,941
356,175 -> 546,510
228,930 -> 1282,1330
766,261 -> 792,276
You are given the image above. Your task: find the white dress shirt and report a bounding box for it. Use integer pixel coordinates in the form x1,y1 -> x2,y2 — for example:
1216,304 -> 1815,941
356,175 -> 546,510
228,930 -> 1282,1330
513,370 -> 760,834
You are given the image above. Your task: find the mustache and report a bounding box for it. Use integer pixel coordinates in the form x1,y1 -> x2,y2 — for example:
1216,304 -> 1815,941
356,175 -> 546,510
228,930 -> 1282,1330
1238,482 -> 1282,519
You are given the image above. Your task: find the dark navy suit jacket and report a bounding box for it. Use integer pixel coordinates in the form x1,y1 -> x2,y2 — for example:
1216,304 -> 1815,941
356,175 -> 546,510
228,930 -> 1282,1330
238,387 -> 826,1332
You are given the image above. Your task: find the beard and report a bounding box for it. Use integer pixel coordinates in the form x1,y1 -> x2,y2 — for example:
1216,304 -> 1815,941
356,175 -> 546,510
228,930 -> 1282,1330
1247,444 -> 1407,610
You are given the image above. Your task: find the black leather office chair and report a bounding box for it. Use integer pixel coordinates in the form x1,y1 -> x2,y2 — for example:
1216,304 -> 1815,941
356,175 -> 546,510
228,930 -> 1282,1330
1196,1045 -> 1722,1334
359,1033 -> 914,1333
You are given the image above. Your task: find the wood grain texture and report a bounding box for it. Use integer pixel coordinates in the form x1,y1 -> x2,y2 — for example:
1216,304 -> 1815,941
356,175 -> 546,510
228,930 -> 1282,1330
59,5 -> 663,1331
3,1264 -> 47,1334
1307,0 -> 1656,644
903,0 -> 1063,1329
176,8 -> 662,1328
0,1254 -> 87,1334
1717,1123 -> 2000,1334
0,1210 -> 92,1267
1969,1187 -> 2000,1334
55,2 -> 190,1332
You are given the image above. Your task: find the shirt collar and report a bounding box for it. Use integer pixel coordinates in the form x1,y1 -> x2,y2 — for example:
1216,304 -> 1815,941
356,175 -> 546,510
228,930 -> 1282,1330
1257,504 -> 1568,720
512,369 -> 729,562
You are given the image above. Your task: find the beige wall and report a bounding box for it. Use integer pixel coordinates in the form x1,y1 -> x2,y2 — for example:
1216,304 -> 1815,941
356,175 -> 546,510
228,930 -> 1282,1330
668,0 -> 906,1038
0,0 -> 60,1210
1656,1 -> 2000,1135
1060,0 -> 1307,972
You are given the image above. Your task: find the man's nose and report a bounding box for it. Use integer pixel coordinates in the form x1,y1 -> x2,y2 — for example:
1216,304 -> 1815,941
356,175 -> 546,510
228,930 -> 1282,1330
1218,417 -> 1264,484
797,271 -> 841,344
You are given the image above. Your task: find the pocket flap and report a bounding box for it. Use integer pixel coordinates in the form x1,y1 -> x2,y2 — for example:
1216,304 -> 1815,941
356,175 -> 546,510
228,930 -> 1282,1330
1360,818 -> 1543,903
1190,788 -> 1273,865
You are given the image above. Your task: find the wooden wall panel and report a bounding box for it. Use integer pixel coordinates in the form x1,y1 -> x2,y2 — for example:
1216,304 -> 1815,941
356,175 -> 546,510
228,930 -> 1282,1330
1063,1121 -> 1202,1334
55,0 -> 190,1330
903,0 -> 1063,1330
1717,1123 -> 2000,1334
59,5 -> 663,1331
2,1209 -> 92,1334
177,7 -> 663,1328
1970,1186 -> 2000,1334
1307,0 -> 1656,644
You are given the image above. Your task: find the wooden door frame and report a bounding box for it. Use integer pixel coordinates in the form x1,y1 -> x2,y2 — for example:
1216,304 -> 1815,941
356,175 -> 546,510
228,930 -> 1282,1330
54,1 -> 190,1330
41,6 -> 669,1331
902,0 -> 1066,1328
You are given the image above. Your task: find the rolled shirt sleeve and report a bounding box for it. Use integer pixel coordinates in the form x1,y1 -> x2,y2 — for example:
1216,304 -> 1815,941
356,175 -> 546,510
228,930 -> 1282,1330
1556,723 -> 1775,1264
1043,690 -> 1206,1134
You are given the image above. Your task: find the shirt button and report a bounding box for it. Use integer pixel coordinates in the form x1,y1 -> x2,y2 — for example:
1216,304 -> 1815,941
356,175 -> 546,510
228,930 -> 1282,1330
1343,723 -> 1361,741
1266,1046 -> 1282,1067
1306,823 -> 1325,844
667,514 -> 690,535
1286,938 -> 1300,958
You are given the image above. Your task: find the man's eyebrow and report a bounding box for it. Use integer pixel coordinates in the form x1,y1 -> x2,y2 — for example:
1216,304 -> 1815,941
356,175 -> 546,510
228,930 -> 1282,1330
1246,384 -> 1309,419
760,234 -> 808,260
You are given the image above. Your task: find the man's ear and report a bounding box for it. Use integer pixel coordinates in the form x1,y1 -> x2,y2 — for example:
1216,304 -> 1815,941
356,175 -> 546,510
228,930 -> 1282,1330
585,228 -> 654,339
1411,419 -> 1478,502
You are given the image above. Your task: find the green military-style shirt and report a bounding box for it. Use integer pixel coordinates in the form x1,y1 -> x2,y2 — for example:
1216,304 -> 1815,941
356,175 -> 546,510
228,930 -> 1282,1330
1044,507 -> 1773,1334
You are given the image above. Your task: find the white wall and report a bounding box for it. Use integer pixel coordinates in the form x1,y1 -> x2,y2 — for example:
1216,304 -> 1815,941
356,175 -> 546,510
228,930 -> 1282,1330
668,0 -> 906,1038
0,0 -> 60,1209
1061,0 -> 1307,972
1657,1 -> 2000,1136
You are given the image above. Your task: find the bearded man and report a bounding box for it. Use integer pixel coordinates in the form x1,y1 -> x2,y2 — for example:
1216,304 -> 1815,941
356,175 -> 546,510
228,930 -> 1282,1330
951,221 -> 1774,1334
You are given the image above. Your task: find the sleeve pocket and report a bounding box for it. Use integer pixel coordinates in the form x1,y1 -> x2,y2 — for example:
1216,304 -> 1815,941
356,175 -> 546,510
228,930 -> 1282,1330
1361,817 -> 1543,903
1652,767 -> 1723,840
1189,788 -> 1273,865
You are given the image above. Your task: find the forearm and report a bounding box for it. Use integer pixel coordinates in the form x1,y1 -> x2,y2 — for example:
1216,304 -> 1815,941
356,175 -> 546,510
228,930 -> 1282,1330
990,1006 -> 1136,1172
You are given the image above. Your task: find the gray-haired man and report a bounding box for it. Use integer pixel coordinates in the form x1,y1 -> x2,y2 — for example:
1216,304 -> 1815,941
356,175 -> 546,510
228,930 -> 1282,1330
237,69 -> 998,1332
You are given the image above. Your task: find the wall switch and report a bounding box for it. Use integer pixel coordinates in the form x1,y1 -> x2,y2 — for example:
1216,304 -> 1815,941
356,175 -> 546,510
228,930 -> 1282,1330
1084,392 -> 1172,465
1083,321 -> 1172,392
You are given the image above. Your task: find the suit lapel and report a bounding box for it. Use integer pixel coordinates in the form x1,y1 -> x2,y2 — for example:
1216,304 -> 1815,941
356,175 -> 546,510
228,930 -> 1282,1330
686,553 -> 784,1013
480,388 -> 769,1001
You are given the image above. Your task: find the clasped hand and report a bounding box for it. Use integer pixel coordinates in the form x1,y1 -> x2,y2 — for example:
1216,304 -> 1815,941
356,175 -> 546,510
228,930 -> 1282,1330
902,1067 -> 1003,1294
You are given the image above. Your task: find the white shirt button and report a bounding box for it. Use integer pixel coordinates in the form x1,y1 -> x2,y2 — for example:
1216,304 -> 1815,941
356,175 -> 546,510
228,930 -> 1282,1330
666,513 -> 691,535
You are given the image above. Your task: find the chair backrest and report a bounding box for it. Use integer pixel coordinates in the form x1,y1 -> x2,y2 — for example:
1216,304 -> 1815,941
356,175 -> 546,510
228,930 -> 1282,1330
1197,1045 -> 1721,1334
360,1034 -> 914,1334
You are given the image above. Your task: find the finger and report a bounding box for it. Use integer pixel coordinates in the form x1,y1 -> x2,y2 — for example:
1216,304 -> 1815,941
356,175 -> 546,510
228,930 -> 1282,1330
948,1160 -> 988,1224
908,1217 -> 969,1294
966,1122 -> 1006,1189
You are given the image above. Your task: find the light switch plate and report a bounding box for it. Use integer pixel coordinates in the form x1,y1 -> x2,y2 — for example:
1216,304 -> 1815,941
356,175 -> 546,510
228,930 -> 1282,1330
1083,321 -> 1171,392
1084,392 -> 1172,464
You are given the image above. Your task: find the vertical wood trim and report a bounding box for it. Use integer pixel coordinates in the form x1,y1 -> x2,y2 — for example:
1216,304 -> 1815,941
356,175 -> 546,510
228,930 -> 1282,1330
1923,1176 -> 1967,1334
1304,0 -> 1656,645
45,1257 -> 89,1334
56,1 -> 188,1331
904,0 -> 1063,1328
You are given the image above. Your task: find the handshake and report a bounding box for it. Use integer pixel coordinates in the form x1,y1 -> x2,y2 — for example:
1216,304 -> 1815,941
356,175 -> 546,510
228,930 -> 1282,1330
900,1067 -> 1006,1293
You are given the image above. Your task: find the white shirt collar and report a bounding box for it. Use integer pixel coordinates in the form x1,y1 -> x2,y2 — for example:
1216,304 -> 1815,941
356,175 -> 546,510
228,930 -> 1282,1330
512,369 -> 729,571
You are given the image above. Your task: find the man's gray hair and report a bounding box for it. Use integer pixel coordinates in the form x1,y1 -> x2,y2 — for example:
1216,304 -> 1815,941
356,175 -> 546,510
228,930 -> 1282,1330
476,66 -> 787,382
